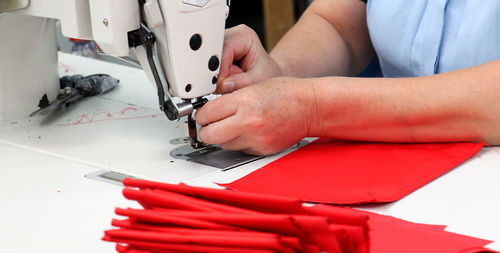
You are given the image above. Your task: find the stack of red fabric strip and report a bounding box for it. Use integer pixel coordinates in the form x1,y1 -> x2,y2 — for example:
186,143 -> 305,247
104,178 -> 495,253
103,178 -> 370,253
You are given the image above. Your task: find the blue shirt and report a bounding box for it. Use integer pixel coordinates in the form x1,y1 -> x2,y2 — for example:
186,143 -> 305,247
366,0 -> 500,77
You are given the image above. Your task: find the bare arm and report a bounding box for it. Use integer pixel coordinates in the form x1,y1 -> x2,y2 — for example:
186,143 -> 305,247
197,0 -> 500,155
197,59 -> 500,155
271,0 -> 374,77
308,60 -> 500,144
216,0 -> 374,93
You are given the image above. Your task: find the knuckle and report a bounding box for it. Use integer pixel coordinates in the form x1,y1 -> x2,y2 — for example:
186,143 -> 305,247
237,24 -> 258,38
236,24 -> 250,32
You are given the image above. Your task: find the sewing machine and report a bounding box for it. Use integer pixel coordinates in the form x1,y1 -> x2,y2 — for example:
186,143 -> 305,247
2,2 -> 499,252
0,0 -> 229,146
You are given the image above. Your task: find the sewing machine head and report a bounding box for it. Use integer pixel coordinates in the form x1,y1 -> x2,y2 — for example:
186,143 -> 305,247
90,0 -> 229,120
0,0 -> 229,146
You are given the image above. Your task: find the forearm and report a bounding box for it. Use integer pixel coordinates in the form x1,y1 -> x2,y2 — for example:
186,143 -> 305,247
270,0 -> 374,78
307,60 -> 500,144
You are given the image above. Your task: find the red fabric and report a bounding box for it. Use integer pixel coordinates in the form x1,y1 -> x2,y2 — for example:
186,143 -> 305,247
105,229 -> 292,251
307,205 -> 494,253
105,178 -> 495,253
108,179 -> 371,253
104,236 -> 277,253
359,210 -> 493,253
123,178 -> 304,213
458,248 -> 498,253
222,140 -> 485,204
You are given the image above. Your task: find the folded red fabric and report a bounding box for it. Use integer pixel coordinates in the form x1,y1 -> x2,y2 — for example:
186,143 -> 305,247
222,140 -> 485,204
123,178 -> 304,213
107,178 -> 371,253
104,178 -> 494,253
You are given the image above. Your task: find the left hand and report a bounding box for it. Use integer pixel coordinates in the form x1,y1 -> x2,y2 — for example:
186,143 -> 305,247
195,77 -> 317,155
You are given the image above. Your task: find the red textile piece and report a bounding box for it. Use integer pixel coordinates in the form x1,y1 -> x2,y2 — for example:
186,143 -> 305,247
105,229 -> 293,251
115,208 -> 242,231
105,178 -> 494,253
104,236 -> 278,253
122,178 -> 304,213
223,140 -> 485,204
356,210 -> 494,253
458,248 -> 498,253
107,178 -> 371,253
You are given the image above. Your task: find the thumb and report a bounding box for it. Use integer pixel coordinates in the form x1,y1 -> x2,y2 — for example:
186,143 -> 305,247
217,72 -> 255,94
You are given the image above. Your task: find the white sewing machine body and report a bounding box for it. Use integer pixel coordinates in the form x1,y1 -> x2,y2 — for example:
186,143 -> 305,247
0,0 -> 229,123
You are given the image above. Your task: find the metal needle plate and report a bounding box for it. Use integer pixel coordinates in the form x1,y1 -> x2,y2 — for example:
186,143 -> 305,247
171,145 -> 262,171
170,140 -> 309,171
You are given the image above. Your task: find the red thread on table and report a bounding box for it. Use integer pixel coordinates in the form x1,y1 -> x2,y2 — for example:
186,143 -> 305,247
484,143 -> 500,156
58,62 -> 74,72
57,107 -> 163,126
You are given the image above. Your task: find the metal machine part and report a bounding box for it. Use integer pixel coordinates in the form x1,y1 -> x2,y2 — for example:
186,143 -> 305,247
171,140 -> 310,171
186,113 -> 204,149
29,88 -> 82,117
128,21 -> 209,145
0,0 -> 30,11
171,145 -> 262,171
128,24 -> 209,121
29,74 -> 119,117
85,170 -> 139,187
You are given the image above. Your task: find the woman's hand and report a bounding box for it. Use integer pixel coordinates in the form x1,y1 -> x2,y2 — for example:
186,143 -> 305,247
196,77 -> 317,155
217,25 -> 283,94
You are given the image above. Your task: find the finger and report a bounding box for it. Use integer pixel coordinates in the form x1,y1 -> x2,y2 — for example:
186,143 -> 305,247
198,116 -> 243,144
195,94 -> 237,126
229,64 -> 244,76
215,65 -> 243,94
219,25 -> 256,82
218,72 -> 255,94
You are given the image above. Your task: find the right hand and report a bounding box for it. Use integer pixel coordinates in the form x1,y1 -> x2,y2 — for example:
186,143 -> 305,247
217,25 -> 283,94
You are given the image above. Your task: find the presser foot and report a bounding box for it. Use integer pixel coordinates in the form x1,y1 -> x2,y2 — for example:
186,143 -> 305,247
186,113 -> 206,149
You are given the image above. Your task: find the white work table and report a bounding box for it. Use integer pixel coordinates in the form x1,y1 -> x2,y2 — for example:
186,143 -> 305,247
0,53 -> 499,252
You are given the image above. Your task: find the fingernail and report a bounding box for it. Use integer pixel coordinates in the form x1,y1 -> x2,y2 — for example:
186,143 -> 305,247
221,81 -> 235,93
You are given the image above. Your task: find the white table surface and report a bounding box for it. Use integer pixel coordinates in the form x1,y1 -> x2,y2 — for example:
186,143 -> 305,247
1,53 -> 499,252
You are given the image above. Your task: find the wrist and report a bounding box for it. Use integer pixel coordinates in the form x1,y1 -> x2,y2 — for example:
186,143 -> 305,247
304,78 -> 322,137
270,53 -> 289,77
290,77 -> 324,138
